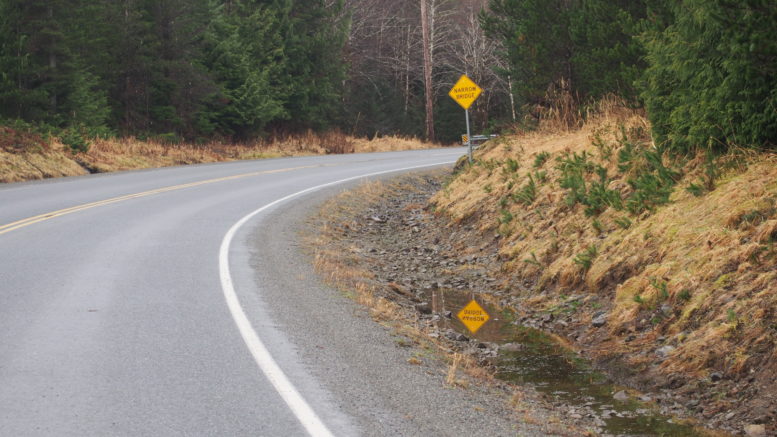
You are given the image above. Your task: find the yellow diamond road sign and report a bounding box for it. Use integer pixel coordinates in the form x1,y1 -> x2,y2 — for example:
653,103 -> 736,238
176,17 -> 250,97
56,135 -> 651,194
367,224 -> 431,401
457,299 -> 490,334
449,75 -> 482,110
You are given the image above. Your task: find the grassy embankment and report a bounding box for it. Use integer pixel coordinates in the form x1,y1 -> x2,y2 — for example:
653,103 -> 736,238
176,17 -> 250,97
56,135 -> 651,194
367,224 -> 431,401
0,127 -> 434,183
431,103 -> 776,419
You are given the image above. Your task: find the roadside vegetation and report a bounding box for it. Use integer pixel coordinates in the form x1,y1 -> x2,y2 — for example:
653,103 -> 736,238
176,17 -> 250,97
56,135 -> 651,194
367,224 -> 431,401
429,2 -> 777,432
432,103 -> 776,432
0,125 -> 433,183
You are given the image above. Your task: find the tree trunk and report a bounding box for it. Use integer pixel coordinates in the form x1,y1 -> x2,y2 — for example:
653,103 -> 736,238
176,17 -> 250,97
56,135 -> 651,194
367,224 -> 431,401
420,0 -> 434,141
47,4 -> 57,114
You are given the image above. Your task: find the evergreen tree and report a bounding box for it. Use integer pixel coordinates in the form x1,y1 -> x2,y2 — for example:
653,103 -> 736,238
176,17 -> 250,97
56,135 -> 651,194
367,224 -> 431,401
480,0 -> 572,108
568,0 -> 647,101
201,0 -> 287,138
641,0 -> 777,151
0,0 -> 112,129
276,0 -> 349,131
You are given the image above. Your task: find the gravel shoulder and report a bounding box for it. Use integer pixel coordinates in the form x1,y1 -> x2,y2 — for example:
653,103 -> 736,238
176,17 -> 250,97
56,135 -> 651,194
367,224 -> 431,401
248,175 -> 582,437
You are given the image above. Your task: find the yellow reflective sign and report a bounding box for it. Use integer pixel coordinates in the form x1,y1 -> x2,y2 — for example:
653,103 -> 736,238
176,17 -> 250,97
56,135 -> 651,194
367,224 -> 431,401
457,299 -> 490,334
448,75 -> 482,110
461,134 -> 468,144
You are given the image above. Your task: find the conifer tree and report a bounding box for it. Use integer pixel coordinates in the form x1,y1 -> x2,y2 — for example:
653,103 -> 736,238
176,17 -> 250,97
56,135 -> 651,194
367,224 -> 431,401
641,0 -> 777,151
201,0 -> 287,138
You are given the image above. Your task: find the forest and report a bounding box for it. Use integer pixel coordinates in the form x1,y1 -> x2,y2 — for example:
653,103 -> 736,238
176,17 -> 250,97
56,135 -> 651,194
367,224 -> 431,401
0,0 -> 775,151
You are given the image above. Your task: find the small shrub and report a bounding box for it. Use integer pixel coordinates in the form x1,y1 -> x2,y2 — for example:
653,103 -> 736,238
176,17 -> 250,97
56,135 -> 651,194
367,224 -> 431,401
616,127 -> 636,173
625,150 -> 682,214
573,245 -> 598,271
523,251 -> 541,267
592,219 -> 604,234
533,151 -> 551,168
557,152 -> 591,206
584,166 -> 623,216
592,130 -> 613,160
686,182 -> 705,197
650,278 -> 670,300
504,158 -> 520,173
726,308 -> 738,324
513,174 -> 537,205
614,216 -> 632,229
61,129 -> 90,153
702,151 -> 719,191
499,209 -> 514,224
678,289 -> 692,301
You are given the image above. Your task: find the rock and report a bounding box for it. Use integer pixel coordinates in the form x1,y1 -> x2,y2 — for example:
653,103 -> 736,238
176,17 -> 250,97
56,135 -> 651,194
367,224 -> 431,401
501,342 -> 524,352
744,424 -> 766,437
444,329 -> 469,342
613,390 -> 630,401
592,313 -> 608,327
710,372 -> 723,382
415,302 -> 432,314
656,345 -> 675,359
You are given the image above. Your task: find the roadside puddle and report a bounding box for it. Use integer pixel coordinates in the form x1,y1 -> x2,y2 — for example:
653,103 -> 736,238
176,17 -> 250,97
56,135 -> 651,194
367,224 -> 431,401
425,288 -> 703,436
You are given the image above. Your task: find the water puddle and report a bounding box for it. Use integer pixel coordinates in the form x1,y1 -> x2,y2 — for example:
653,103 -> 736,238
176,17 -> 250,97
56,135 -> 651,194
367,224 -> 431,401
425,288 -> 703,436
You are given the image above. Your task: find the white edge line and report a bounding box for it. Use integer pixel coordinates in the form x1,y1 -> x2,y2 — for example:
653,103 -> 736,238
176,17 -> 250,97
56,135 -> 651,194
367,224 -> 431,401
218,159 -> 456,437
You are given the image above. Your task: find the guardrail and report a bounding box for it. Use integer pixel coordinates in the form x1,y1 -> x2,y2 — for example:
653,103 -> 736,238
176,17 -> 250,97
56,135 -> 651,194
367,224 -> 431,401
461,134 -> 498,147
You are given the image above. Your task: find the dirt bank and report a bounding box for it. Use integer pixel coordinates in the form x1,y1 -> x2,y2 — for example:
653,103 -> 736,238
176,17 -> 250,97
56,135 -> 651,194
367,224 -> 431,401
308,114 -> 777,436
306,172 -> 732,436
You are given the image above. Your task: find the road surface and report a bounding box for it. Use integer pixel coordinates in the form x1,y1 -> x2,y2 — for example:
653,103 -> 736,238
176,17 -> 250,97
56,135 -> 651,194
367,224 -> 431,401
0,148 -> 526,436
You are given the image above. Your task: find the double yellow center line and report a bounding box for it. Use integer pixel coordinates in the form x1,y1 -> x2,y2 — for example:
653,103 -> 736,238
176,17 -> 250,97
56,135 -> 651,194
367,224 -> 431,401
0,165 -> 322,236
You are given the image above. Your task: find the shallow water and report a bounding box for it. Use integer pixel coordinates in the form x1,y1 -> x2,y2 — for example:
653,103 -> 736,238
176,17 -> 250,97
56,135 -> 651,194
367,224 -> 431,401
426,288 -> 702,436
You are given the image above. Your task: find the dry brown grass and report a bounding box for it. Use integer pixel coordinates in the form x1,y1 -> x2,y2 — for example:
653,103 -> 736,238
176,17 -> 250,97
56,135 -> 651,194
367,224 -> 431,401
432,103 -> 777,384
351,135 -> 437,153
0,141 -> 89,182
0,128 -> 435,183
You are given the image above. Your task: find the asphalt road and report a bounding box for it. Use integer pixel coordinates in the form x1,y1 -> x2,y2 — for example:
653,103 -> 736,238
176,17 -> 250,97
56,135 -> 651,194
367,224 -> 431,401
0,148 -> 531,436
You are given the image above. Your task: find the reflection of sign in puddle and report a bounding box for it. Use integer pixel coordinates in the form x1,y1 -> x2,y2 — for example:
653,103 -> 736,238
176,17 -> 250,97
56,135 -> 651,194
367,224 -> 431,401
423,287 -> 703,436
427,288 -> 507,342
457,300 -> 489,334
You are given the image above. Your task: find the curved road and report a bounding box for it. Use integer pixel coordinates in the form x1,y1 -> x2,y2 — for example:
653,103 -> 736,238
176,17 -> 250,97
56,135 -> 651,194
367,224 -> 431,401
0,148 -> 530,436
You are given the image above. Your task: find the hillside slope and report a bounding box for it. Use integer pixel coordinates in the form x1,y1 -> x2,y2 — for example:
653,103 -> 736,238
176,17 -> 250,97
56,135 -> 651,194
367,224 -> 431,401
431,112 -> 777,433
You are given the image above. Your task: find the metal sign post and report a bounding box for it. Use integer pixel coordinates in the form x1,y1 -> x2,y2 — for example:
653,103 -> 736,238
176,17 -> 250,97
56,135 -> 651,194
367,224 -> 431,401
465,109 -> 472,163
448,75 -> 482,164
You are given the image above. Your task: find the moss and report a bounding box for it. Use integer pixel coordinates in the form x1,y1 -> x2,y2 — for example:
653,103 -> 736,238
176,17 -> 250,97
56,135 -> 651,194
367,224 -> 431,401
713,273 -> 733,289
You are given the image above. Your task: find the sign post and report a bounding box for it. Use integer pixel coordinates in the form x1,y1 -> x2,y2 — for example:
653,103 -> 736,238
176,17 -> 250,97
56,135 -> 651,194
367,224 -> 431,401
448,74 -> 482,163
